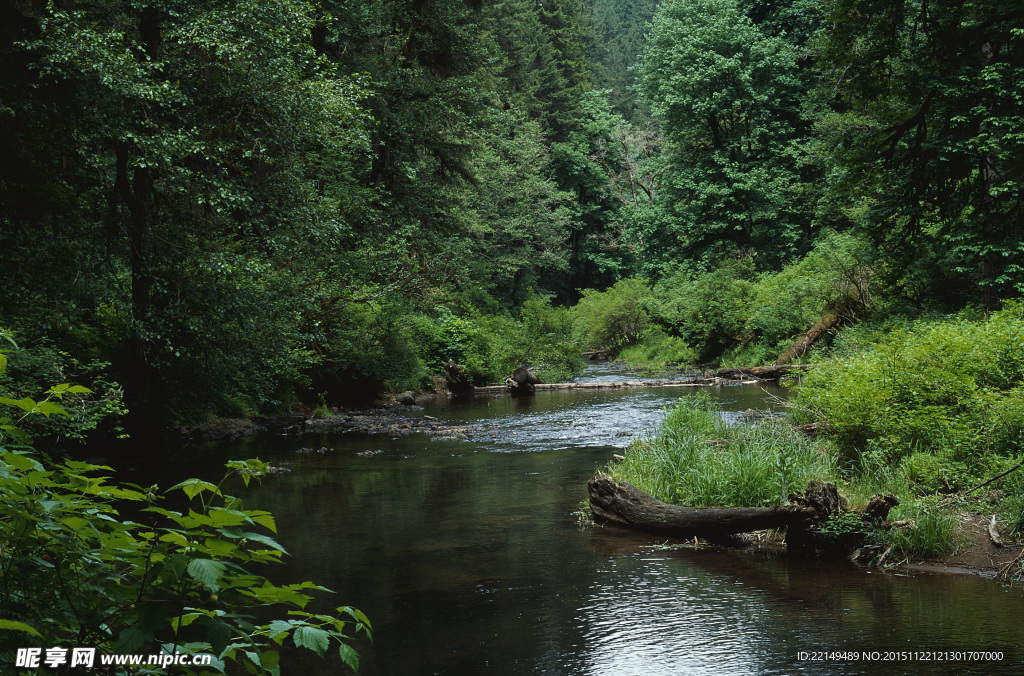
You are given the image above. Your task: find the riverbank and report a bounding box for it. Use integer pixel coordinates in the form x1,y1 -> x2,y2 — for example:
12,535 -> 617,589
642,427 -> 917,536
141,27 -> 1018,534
909,513 -> 1024,579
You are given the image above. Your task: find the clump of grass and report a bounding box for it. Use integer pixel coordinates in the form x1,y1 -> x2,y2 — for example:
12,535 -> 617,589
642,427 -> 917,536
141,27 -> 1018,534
609,392 -> 961,558
312,391 -> 332,418
878,498 -> 957,558
610,392 -> 837,508
837,462 -> 958,558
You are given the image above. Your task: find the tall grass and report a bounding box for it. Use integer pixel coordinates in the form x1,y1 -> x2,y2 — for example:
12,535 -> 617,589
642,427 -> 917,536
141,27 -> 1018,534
610,392 -> 837,508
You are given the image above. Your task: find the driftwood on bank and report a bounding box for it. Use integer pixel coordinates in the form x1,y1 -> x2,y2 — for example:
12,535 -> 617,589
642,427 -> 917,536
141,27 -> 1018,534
505,367 -> 541,395
587,476 -> 818,539
589,476 -> 899,554
989,515 -> 1003,548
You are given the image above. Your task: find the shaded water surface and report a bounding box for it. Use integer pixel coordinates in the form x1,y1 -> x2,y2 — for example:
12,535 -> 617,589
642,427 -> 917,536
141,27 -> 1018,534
161,369 -> 1023,675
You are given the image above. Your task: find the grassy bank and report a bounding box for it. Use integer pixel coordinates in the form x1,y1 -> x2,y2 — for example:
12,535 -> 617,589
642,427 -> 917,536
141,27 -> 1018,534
605,388 -> 1018,563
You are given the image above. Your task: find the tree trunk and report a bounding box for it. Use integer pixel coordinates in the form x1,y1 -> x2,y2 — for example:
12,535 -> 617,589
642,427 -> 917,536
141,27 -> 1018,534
713,364 -> 813,380
588,476 -> 817,539
116,142 -> 159,439
774,292 -> 860,365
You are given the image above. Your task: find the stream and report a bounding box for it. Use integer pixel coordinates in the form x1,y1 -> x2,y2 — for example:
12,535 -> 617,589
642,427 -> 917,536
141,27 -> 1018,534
149,365 -> 1024,675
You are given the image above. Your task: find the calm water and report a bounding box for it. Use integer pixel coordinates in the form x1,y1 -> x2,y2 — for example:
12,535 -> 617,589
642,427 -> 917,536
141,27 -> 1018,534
154,367 -> 1024,675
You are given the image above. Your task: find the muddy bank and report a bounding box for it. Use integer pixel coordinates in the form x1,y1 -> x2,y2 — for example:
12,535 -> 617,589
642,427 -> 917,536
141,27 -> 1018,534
908,513 -> 1024,579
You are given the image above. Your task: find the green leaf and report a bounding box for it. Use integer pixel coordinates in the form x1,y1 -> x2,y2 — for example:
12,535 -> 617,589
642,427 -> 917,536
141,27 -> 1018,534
197,615 -> 234,655
2,451 -> 43,472
0,396 -> 38,412
248,510 -> 277,533
115,625 -> 154,654
186,558 -> 228,589
240,531 -> 287,554
259,649 -> 280,670
292,625 -> 330,657
169,478 -> 221,500
33,400 -> 68,418
208,507 -> 249,528
266,619 -> 294,641
338,642 -> 360,672
0,619 -> 43,637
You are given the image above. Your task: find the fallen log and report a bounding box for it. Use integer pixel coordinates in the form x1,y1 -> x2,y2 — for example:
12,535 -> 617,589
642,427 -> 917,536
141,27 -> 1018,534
713,364 -> 815,381
589,477 -> 899,557
587,476 -> 817,539
471,379 -> 716,395
775,287 -> 868,365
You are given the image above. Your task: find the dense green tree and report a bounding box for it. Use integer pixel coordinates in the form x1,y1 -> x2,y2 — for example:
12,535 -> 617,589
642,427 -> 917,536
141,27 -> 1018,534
486,0 -> 565,125
545,91 -> 659,300
445,108 -> 574,305
638,0 -> 812,269
814,0 -> 1024,306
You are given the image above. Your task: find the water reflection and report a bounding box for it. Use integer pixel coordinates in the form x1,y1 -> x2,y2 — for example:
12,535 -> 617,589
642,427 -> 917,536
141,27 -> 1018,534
569,539 -> 1024,675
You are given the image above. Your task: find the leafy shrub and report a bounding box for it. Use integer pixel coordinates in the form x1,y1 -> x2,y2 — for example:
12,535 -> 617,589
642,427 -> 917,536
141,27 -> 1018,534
639,232 -> 873,365
407,296 -> 584,386
647,259 -> 754,361
617,327 -> 697,368
794,301 -> 1024,464
572,277 -> 653,353
479,296 -> 584,383
0,344 -> 127,443
0,336 -> 369,674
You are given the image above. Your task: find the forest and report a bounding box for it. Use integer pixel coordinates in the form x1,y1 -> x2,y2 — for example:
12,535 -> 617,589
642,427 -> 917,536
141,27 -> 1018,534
2,0 -> 1022,434
2,0 -> 1024,671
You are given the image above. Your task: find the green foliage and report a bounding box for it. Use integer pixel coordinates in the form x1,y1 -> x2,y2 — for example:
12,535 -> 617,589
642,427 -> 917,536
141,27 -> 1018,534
408,296 -> 585,386
820,509 -> 865,536
480,295 -> 586,383
610,392 -> 837,507
0,454 -> 370,674
795,302 -> 1024,464
647,257 -> 756,361
572,277 -> 652,352
587,0 -> 661,118
813,0 -> 1024,304
617,328 -> 697,369
0,343 -> 127,443
550,230 -> 868,369
878,499 -> 957,559
0,341 -> 369,673
638,0 -> 815,266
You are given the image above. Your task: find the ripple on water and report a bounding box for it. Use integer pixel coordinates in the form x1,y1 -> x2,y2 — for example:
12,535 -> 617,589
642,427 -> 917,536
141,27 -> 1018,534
436,386 -> 775,453
566,557 -> 762,676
